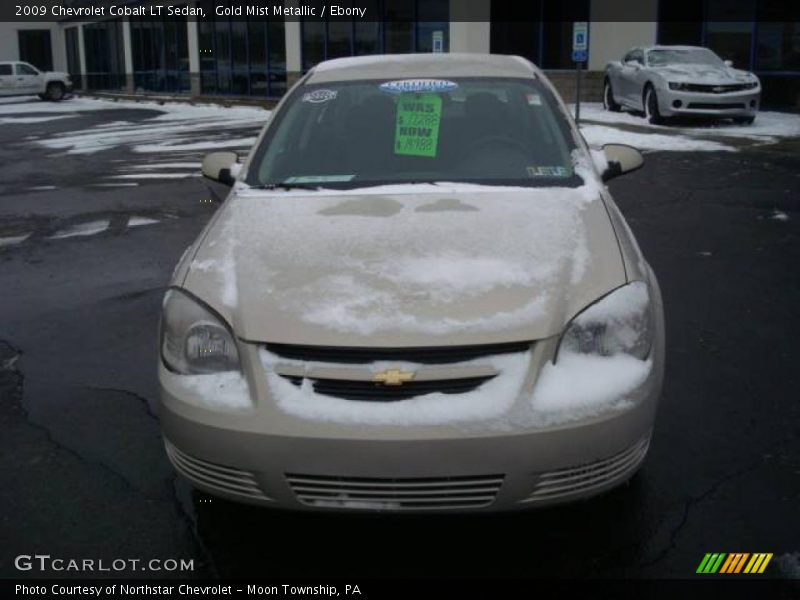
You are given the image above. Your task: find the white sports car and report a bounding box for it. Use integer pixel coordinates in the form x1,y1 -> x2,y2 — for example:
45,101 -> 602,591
604,45 -> 760,124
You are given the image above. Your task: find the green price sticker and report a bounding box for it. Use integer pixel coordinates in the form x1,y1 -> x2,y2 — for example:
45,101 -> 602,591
394,93 -> 442,158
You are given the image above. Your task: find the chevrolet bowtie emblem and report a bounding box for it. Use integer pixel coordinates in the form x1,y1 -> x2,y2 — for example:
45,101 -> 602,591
372,369 -> 415,386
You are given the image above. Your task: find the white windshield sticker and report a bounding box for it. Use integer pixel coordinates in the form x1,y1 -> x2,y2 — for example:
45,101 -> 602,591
526,93 -> 542,106
380,79 -> 458,94
302,89 -> 338,103
284,175 -> 355,183
527,166 -> 570,178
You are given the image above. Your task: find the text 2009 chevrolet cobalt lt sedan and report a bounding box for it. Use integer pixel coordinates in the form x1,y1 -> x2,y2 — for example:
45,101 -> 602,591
158,54 -> 665,512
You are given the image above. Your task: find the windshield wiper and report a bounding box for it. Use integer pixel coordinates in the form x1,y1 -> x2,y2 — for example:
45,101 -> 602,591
256,183 -> 319,191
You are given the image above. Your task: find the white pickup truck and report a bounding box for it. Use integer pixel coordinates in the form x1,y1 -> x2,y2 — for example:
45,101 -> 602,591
0,61 -> 72,101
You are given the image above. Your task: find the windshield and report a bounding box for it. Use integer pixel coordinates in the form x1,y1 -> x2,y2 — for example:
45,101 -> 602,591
647,48 -> 725,68
246,77 -> 579,189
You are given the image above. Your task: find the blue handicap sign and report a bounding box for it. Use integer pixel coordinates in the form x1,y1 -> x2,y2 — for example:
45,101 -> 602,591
572,49 -> 587,63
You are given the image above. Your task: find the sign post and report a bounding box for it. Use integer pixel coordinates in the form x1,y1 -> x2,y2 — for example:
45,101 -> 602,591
572,21 -> 588,124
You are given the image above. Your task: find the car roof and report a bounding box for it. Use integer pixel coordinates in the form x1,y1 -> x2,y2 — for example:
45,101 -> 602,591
306,53 -> 538,84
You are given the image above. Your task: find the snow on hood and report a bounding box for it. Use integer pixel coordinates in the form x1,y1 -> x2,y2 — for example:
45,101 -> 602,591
652,64 -> 755,84
182,158 -> 626,346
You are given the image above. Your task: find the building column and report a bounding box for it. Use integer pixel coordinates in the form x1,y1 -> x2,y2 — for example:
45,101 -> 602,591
588,0 -> 658,71
187,15 -> 201,95
284,1 -> 302,88
77,23 -> 87,90
121,17 -> 135,92
449,0 -> 490,53
51,25 -> 67,73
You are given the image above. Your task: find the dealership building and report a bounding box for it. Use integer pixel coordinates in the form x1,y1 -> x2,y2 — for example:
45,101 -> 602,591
2,0 -> 798,107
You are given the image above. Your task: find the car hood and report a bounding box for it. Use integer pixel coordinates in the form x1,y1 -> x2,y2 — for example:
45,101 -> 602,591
182,183 -> 627,347
651,64 -> 755,85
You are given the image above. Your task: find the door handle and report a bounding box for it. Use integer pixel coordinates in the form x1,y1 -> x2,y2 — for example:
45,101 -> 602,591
17,77 -> 25,80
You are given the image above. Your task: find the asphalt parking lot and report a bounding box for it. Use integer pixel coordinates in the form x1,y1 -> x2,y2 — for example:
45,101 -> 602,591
0,96 -> 798,580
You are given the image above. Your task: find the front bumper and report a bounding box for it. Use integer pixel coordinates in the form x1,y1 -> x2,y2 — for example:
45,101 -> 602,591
658,86 -> 760,117
158,332 -> 664,512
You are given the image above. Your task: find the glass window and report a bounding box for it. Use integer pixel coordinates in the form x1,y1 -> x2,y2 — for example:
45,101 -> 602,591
757,22 -> 800,71
327,19 -> 353,59
65,27 -> 81,88
248,21 -> 268,96
302,21 -> 325,71
215,16 -> 232,93
18,30 -> 52,71
247,78 -> 578,190
84,19 -> 125,90
231,20 -> 249,95
17,63 -> 39,75
268,20 -> 287,96
354,21 -> 381,55
383,0 -> 413,53
0,64 -> 13,75
705,0 -> 756,69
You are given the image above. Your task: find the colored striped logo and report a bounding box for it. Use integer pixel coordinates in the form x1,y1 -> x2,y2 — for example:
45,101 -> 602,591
696,553 -> 773,574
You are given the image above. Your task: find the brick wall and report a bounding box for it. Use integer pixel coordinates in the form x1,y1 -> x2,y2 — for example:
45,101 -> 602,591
544,70 -> 605,105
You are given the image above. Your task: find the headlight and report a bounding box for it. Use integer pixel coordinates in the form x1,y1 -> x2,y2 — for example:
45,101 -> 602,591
160,288 -> 240,374
558,282 -> 653,360
668,82 -> 690,91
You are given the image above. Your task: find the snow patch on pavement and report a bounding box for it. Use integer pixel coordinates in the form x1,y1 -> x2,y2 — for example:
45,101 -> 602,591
0,233 -> 31,247
49,220 -> 110,239
581,124 -> 735,152
128,216 -> 160,227
577,102 -> 800,143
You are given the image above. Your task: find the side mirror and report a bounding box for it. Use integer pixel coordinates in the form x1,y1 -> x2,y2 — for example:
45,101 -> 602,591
601,144 -> 644,181
724,59 -> 733,68
202,151 -> 239,186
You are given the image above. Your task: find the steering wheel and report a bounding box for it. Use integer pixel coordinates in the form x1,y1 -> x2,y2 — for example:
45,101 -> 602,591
459,135 -> 531,163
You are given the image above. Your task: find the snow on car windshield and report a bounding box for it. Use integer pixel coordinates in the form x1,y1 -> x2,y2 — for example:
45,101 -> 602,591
647,48 -> 724,67
247,78 -> 579,189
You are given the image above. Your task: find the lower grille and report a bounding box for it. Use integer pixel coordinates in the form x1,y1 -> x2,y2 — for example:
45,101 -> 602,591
282,374 -> 495,401
686,102 -> 746,110
682,83 -> 755,93
265,341 -> 532,364
286,473 -> 505,510
524,436 -> 650,503
164,439 -> 269,501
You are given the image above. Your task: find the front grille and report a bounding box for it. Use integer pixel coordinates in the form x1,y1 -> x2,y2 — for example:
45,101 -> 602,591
686,102 -> 746,110
265,341 -> 532,364
524,436 -> 650,503
681,83 -> 755,93
164,439 -> 269,501
282,374 -> 495,401
286,473 -> 505,510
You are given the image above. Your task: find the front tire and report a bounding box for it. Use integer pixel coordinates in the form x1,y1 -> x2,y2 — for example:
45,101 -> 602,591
45,82 -> 65,101
603,79 -> 622,112
644,85 -> 663,124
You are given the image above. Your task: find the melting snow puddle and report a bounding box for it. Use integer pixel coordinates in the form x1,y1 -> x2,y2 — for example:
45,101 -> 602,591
0,233 -> 31,247
128,216 -> 160,227
49,220 -> 110,239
